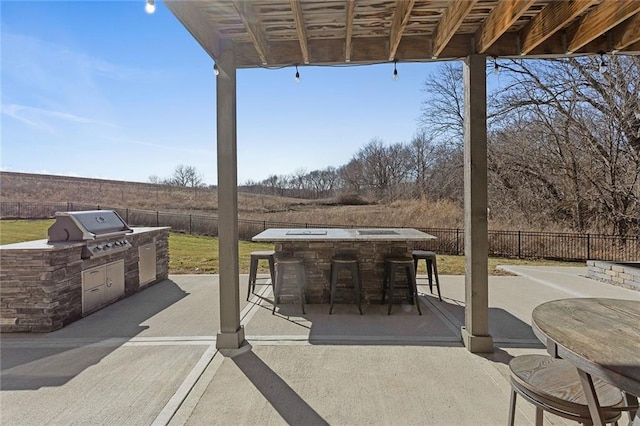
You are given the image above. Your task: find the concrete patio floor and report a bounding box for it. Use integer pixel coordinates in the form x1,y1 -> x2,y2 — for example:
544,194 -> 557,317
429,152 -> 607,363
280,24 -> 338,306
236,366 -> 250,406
1,266 -> 639,425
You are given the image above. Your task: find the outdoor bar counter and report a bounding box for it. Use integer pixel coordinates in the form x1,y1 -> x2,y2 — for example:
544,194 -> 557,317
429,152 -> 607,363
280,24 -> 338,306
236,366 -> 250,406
252,228 -> 436,304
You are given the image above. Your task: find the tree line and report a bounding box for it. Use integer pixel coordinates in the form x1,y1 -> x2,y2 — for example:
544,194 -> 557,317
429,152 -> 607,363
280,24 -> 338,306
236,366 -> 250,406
239,56 -> 639,237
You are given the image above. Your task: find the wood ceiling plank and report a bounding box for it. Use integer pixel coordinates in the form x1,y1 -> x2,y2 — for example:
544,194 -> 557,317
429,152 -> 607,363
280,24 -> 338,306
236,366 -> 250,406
163,1 -> 222,61
431,0 -> 479,58
475,0 -> 536,54
567,0 -> 640,53
611,13 -> 640,51
290,0 -> 310,64
519,0 -> 597,55
232,1 -> 269,65
346,0 -> 356,62
389,0 -> 416,60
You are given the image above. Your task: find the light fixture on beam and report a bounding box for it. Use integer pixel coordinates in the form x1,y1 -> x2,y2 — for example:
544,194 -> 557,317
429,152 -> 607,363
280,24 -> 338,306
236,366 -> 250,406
598,53 -> 608,74
145,0 -> 155,14
392,60 -> 398,81
295,65 -> 300,83
493,57 -> 499,75
213,63 -> 220,76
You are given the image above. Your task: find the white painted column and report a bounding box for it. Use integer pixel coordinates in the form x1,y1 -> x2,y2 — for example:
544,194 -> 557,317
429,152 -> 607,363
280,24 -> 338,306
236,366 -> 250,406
215,45 -> 245,350
461,54 -> 494,353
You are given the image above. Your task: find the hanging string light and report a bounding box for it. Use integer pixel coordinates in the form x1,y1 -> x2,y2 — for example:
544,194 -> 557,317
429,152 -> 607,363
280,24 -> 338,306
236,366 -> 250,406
493,57 -> 499,75
598,53 -> 608,74
145,0 -> 155,14
392,59 -> 398,81
294,65 -> 300,83
213,63 -> 220,76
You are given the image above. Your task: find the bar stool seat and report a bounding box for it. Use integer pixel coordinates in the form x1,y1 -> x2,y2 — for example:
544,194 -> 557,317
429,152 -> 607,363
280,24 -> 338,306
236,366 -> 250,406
508,354 -> 623,425
412,250 -> 442,301
381,257 -> 422,315
273,257 -> 306,315
247,250 -> 276,301
329,254 -> 363,315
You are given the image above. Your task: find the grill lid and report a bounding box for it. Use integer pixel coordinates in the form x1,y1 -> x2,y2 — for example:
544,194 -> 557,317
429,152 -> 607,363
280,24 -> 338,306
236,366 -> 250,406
48,210 -> 132,242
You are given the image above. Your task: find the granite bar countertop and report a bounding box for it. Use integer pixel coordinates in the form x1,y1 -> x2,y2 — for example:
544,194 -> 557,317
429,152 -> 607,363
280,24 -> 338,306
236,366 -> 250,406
252,228 -> 436,242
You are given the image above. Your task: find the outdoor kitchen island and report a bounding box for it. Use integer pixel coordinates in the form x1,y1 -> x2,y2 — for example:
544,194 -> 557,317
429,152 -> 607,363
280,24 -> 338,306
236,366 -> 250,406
252,228 -> 436,304
0,216 -> 169,333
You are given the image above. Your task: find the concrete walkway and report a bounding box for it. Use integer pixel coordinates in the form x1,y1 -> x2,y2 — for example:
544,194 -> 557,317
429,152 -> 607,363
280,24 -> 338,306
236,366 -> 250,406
1,267 -> 638,425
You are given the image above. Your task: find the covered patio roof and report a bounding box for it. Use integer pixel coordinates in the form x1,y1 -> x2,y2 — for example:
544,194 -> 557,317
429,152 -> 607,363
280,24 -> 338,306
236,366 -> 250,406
163,0 -> 640,354
165,0 -> 640,67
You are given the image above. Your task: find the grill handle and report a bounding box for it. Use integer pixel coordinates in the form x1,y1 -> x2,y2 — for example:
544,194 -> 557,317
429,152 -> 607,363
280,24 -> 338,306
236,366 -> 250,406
91,230 -> 133,240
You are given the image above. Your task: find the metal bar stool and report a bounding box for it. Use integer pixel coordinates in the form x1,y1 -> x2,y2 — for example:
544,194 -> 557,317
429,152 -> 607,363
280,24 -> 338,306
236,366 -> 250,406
329,254 -> 363,315
412,250 -> 442,301
247,250 -> 276,301
381,257 -> 422,315
508,354 -> 624,426
273,257 -> 306,315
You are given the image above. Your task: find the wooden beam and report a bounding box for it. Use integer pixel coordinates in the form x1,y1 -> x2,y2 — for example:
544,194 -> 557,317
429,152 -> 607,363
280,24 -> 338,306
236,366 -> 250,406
232,1 -> 268,65
431,0 -> 478,58
611,13 -> 640,51
163,0 -> 221,61
566,0 -> 640,53
389,0 -> 416,60
290,0 -> 310,64
519,0 -> 597,55
345,0 -> 356,62
475,0 -> 536,54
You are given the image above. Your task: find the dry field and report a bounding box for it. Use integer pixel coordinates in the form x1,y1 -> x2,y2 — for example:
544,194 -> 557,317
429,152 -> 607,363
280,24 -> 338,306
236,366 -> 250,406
0,172 -> 464,229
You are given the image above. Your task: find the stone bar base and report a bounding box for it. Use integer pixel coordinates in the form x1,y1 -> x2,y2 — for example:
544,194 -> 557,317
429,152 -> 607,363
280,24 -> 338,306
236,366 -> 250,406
274,241 -> 419,304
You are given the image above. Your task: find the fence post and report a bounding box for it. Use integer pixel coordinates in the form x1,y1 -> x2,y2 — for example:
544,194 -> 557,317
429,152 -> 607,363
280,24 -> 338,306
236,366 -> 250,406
189,215 -> 192,234
587,234 -> 591,259
263,221 -> 266,231
455,228 -> 460,255
156,211 -> 159,227
518,231 -> 522,259
17,202 -> 21,219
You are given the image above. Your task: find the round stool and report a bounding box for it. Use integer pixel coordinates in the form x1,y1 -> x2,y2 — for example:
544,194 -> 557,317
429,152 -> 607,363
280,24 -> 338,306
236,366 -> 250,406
381,257 -> 422,315
412,250 -> 442,301
273,257 -> 306,315
329,254 -> 363,315
247,250 -> 275,301
508,354 -> 623,425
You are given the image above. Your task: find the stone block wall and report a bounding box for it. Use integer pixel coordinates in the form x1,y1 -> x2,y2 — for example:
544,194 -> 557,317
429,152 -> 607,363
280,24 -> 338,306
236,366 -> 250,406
275,241 -> 418,304
0,227 -> 169,333
587,260 -> 640,291
1,244 -> 84,332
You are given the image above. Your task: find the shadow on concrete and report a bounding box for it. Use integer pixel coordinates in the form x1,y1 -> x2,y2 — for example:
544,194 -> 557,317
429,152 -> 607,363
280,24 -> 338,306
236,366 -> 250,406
266,290 -> 543,350
232,349 -> 329,426
0,279 -> 188,390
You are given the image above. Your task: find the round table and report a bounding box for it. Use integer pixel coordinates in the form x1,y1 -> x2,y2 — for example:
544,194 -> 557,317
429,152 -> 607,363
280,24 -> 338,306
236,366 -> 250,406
532,298 -> 640,426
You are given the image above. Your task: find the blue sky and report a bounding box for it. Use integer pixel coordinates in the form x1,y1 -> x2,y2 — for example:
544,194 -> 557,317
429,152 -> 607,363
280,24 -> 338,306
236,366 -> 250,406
2,1 -> 448,185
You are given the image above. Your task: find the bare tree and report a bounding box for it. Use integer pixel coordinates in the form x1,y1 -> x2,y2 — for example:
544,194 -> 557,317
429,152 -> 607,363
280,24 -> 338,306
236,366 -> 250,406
168,164 -> 204,188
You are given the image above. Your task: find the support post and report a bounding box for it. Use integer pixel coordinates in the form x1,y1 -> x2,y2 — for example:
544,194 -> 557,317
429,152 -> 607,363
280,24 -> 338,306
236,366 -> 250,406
215,45 -> 245,350
461,54 -> 494,353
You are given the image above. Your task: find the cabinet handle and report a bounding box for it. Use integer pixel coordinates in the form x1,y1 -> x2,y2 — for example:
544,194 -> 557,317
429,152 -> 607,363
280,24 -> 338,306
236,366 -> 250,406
90,287 -> 101,293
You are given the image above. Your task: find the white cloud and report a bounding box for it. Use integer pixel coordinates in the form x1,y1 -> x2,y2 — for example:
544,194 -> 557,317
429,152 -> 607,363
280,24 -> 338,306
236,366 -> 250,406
1,104 -> 116,133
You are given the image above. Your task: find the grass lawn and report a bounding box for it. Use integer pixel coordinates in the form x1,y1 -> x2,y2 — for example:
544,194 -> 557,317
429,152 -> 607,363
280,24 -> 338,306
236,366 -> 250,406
0,219 -> 582,275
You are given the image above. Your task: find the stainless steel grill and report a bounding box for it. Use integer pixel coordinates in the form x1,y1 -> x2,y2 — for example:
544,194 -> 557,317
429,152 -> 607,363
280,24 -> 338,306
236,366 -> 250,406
48,210 -> 133,259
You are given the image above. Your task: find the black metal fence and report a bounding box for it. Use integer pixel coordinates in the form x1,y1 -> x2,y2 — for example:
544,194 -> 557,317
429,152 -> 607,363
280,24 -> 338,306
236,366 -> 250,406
1,201 -> 638,262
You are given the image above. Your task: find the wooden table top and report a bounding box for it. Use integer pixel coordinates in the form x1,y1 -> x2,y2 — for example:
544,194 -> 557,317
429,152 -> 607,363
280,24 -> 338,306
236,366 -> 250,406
532,298 -> 640,397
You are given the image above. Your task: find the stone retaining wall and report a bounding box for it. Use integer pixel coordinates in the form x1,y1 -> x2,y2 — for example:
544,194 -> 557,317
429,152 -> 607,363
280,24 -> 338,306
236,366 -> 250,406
587,260 -> 640,291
